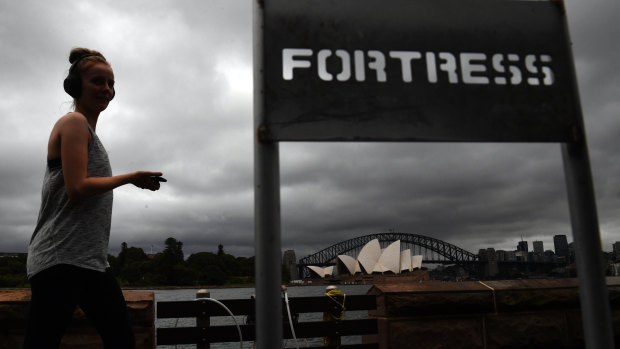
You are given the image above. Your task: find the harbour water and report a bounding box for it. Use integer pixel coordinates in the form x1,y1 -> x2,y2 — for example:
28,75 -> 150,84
155,284 -> 372,348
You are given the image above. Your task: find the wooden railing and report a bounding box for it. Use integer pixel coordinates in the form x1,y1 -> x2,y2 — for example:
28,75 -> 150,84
156,293 -> 378,348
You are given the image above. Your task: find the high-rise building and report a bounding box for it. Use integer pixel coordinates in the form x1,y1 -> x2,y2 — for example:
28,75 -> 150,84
505,251 -> 517,262
282,250 -> 298,280
517,240 -> 528,253
568,242 -> 576,263
515,250 -> 528,262
613,242 -> 620,260
484,248 -> 498,277
496,250 -> 507,262
554,235 -> 569,257
478,249 -> 489,261
486,248 -> 497,262
533,241 -> 544,254
544,250 -> 555,263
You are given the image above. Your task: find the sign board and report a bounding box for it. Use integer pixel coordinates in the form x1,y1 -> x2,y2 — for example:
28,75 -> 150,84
262,0 -> 580,142
254,2 -> 614,347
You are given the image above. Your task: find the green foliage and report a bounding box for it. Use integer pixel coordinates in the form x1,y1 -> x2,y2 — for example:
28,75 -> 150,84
163,237 -> 184,264
186,251 -> 253,286
1,239 -> 256,288
0,254 -> 28,287
111,239 -> 256,286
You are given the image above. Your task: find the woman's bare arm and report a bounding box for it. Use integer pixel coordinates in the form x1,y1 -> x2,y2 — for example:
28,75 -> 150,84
58,113 -> 162,201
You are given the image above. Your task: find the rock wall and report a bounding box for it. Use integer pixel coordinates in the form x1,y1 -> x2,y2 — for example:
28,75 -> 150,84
366,277 -> 620,348
0,290 -> 154,349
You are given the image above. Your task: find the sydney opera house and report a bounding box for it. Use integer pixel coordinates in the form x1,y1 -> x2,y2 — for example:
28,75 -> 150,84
307,239 -> 423,278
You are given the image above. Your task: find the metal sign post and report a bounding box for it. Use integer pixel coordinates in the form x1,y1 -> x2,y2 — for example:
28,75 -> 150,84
558,11 -> 614,347
254,0 -> 284,347
563,141 -> 614,348
254,0 -> 615,347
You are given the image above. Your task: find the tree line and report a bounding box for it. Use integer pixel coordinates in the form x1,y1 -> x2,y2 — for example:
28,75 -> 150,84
0,237 -> 289,288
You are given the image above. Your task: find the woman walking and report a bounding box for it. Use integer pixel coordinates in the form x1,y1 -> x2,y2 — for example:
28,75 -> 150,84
23,47 -> 163,348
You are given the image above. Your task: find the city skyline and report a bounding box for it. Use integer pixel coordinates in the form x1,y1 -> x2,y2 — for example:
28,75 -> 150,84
480,234 -> 576,254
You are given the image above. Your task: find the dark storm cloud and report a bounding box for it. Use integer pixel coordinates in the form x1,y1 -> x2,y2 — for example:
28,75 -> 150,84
279,142 -> 572,258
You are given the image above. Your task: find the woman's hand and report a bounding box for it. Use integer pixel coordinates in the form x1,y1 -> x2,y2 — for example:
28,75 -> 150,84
130,171 -> 164,191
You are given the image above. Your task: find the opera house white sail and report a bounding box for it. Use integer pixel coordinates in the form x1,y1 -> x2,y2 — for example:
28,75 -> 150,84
307,265 -> 334,278
337,254 -> 360,275
375,240 -> 400,274
357,239 -> 382,274
400,249 -> 412,272
412,255 -> 423,269
307,238 -> 425,278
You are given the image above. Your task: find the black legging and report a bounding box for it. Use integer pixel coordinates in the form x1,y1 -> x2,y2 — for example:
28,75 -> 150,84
23,264 -> 135,349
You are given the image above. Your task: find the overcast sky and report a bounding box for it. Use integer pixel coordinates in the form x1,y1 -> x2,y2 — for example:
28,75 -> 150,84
1,0 -> 618,263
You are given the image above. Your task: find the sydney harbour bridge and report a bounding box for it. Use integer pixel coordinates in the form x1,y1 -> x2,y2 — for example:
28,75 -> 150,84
297,231 -> 479,278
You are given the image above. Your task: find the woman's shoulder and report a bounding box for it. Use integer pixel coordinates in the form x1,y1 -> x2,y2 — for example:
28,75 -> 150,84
47,112 -> 91,160
59,111 -> 88,124
51,112 -> 91,141
54,112 -> 89,131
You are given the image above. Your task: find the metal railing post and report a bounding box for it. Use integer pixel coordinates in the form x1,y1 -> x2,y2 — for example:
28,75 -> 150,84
196,289 -> 211,349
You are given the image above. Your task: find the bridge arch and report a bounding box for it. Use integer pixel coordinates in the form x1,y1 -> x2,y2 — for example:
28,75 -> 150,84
297,232 -> 478,277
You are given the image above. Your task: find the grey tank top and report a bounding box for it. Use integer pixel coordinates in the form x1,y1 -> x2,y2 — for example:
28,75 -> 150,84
27,123 -> 113,278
